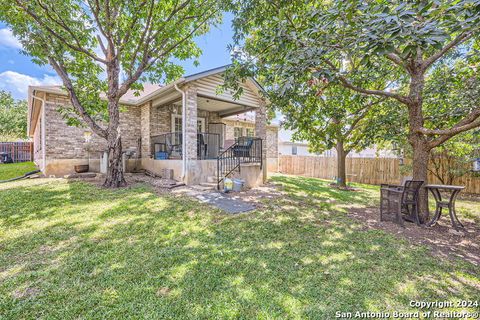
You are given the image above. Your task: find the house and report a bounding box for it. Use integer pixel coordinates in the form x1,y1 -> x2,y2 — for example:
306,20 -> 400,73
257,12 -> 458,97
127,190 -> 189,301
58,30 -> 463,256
279,129 -> 396,158
27,66 -> 279,187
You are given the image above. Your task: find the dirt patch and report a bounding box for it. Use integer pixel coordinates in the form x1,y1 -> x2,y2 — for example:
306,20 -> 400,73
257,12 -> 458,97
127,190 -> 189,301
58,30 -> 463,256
348,207 -> 480,266
12,286 -> 41,300
225,182 -> 285,209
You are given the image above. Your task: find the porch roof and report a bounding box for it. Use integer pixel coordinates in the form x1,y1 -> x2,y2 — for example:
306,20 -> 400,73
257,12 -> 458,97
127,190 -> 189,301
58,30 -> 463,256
28,65 -> 268,133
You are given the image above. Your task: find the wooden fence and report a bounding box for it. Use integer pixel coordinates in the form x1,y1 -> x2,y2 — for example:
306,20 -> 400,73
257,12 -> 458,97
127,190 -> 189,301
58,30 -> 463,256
279,155 -> 480,195
0,142 -> 33,162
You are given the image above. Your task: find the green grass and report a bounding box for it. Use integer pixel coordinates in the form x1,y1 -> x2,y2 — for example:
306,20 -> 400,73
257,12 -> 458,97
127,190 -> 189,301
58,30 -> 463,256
0,176 -> 478,319
0,162 -> 37,181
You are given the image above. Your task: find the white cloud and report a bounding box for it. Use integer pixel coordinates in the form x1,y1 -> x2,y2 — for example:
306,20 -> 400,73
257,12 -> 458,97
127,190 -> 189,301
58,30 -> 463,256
0,71 -> 61,99
0,29 -> 22,49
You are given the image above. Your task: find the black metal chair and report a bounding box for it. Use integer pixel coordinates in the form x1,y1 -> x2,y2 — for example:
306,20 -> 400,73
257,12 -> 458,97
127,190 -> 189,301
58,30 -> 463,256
197,133 -> 208,159
233,137 -> 254,157
380,180 -> 424,226
166,133 -> 182,158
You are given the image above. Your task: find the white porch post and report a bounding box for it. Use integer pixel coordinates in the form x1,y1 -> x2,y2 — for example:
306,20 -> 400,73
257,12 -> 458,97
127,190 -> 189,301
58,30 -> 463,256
255,99 -> 268,183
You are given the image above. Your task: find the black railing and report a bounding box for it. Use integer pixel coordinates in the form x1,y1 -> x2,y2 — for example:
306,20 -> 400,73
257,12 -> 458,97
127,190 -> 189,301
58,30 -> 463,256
151,132 -> 220,160
217,137 -> 262,189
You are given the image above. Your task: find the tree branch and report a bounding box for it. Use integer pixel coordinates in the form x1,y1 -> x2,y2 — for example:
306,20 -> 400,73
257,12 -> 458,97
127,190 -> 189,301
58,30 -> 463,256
420,107 -> 480,148
337,74 -> 409,104
117,6 -> 217,97
344,98 -> 387,137
423,31 -> 475,69
385,52 -> 404,67
15,0 -> 107,63
320,60 -> 409,104
48,57 -> 107,139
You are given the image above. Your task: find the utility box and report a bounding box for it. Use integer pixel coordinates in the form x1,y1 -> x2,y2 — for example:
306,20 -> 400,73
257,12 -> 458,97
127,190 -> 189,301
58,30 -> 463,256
161,168 -> 174,180
100,152 -> 108,174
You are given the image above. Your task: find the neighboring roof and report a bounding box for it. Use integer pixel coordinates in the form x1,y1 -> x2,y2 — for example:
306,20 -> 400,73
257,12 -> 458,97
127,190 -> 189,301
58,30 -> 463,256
120,83 -> 163,104
280,141 -> 309,147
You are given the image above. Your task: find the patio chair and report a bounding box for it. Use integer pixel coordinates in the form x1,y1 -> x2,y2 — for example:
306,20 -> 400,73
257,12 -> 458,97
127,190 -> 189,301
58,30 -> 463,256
380,180 -> 424,226
233,137 -> 254,157
197,133 -> 207,159
166,133 -> 182,158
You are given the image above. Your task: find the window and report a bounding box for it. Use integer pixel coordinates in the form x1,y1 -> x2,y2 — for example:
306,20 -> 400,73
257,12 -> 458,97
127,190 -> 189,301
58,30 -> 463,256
172,115 -> 182,132
172,114 -> 205,133
245,128 -> 254,137
234,127 -> 243,139
292,145 -> 297,155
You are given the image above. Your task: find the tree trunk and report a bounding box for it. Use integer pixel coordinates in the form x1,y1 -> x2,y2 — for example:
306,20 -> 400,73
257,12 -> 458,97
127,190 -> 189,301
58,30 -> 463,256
410,139 -> 430,222
407,70 -> 430,222
103,53 -> 126,188
335,140 -> 348,188
103,129 -> 127,188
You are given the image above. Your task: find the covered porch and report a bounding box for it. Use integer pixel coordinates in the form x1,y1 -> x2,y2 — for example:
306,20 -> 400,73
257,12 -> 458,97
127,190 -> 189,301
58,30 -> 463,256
139,67 -> 268,186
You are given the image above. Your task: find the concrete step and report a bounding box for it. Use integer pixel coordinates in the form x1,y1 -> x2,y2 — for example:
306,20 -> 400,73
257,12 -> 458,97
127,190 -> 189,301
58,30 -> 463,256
191,184 -> 216,191
199,182 -> 218,189
206,176 -> 217,183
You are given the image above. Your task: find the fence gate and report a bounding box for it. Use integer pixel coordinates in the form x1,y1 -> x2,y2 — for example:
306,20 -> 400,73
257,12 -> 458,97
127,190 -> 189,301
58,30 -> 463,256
0,142 -> 33,162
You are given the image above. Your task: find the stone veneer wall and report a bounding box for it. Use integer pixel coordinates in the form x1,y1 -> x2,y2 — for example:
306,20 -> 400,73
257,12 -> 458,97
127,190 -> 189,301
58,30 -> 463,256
44,93 -> 141,160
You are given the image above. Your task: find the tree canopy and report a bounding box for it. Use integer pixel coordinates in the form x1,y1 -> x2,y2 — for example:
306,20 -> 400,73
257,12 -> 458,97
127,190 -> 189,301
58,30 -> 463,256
227,0 -> 480,217
0,91 -> 28,142
0,0 -> 223,186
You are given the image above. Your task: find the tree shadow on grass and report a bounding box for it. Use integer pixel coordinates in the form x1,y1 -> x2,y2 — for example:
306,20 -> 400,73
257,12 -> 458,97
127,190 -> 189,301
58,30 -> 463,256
272,175 -> 379,207
0,180 -> 478,319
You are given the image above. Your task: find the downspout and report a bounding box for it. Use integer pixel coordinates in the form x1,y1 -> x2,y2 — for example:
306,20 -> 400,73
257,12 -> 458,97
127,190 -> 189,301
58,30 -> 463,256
32,93 -> 46,173
174,84 -> 187,182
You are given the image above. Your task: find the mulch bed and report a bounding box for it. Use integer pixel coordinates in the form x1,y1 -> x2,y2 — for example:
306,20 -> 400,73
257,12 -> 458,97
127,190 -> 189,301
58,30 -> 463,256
348,207 -> 480,266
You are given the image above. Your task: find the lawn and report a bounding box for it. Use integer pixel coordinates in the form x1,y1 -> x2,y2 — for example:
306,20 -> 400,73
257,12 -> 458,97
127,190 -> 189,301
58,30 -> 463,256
0,162 -> 37,181
0,176 -> 478,319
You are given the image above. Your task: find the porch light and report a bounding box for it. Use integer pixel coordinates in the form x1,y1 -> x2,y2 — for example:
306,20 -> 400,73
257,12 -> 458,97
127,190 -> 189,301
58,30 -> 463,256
83,131 -> 92,143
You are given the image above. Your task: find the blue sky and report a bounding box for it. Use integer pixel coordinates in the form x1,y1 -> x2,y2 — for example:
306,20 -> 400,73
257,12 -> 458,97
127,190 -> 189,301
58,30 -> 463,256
0,13 -> 234,100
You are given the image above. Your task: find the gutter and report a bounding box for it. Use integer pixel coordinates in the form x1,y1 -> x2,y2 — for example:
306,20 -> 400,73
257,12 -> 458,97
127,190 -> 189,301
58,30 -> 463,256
31,92 -> 47,172
174,84 -> 187,182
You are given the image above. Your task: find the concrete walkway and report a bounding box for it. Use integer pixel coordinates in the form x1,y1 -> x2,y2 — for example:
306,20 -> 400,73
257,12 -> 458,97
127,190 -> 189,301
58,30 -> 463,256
172,186 -> 256,214
195,192 -> 256,214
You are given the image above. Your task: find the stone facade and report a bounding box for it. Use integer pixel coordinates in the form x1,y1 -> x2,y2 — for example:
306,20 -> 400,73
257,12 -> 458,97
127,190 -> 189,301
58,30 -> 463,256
44,93 -> 141,160
266,127 -> 278,158
140,102 -> 151,157
185,86 -> 198,160
32,80 -> 278,181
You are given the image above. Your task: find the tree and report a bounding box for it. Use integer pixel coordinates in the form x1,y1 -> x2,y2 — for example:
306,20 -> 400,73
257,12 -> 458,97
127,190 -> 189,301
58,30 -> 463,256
228,0 -> 480,220
0,90 -> 28,142
429,134 -> 479,185
0,0 -> 222,187
275,83 -> 397,188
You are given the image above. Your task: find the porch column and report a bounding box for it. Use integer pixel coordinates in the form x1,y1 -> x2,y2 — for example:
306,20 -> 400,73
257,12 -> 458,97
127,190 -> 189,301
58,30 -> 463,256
185,86 -> 197,160
140,101 -> 152,158
255,99 -> 268,183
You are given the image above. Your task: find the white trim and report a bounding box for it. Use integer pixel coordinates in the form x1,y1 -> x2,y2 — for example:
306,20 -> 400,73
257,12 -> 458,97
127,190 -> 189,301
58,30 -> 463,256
171,114 -> 205,132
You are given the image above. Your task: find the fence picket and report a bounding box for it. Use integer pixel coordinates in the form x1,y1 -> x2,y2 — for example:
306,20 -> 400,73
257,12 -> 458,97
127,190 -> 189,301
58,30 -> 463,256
0,142 -> 33,162
278,155 -> 480,195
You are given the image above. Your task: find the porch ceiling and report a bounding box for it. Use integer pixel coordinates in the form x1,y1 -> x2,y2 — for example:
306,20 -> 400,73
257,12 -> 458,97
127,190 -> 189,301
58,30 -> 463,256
173,96 -> 256,117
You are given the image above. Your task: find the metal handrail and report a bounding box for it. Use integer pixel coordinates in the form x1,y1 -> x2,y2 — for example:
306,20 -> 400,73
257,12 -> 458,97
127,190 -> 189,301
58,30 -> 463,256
151,132 -> 220,160
217,137 -> 263,189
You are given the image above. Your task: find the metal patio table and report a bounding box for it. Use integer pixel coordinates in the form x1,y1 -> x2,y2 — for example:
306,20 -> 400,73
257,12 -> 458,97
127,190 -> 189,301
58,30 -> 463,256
425,184 -> 465,230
